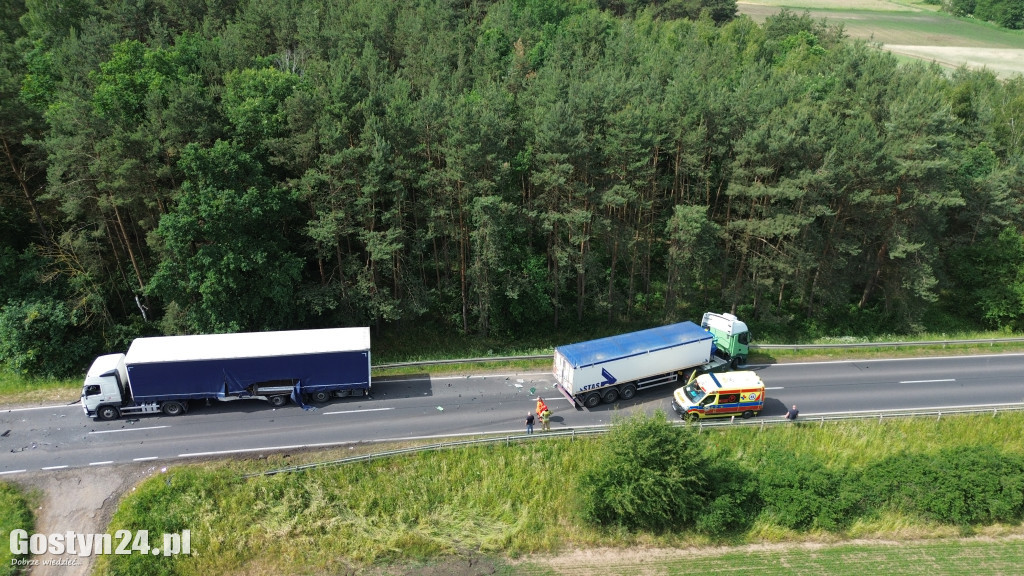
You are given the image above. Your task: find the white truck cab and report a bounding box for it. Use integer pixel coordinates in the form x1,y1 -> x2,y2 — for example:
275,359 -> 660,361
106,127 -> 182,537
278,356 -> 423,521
81,353 -> 128,419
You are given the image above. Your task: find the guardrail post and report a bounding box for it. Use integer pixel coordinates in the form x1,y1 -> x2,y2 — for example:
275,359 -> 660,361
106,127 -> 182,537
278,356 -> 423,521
760,421 -> 765,432
819,417 -> 824,427
937,412 -> 941,421
879,414 -> 883,424
994,408 -> 998,417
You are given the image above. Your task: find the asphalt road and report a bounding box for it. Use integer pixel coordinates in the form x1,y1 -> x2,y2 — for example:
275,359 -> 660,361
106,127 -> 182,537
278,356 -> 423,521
2,353 -> 1023,475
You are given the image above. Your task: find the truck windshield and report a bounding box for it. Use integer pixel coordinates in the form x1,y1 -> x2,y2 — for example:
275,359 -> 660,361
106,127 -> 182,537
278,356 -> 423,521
682,382 -> 705,403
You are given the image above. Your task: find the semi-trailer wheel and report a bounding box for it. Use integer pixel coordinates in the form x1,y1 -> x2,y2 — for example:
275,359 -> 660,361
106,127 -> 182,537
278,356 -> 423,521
312,391 -> 331,403
268,394 -> 288,407
730,356 -> 741,370
162,401 -> 185,416
619,384 -> 637,400
742,410 -> 754,419
601,388 -> 619,404
583,392 -> 602,409
97,405 -> 120,421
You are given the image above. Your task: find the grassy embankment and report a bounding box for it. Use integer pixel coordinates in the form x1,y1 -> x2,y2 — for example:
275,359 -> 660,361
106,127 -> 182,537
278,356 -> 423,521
90,412 -> 1024,575
0,483 -> 34,576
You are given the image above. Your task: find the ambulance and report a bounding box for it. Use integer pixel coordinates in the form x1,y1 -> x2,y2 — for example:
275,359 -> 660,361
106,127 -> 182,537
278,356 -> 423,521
671,370 -> 765,421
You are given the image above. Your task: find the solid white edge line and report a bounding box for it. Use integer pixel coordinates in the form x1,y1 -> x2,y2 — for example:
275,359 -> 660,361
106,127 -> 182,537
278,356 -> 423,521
899,379 -> 956,384
41,465 -> 68,470
0,470 -> 27,475
747,351 -> 1024,368
89,461 -> 114,466
3,404 -> 79,412
180,441 -> 356,458
89,425 -> 169,434
132,456 -> 158,462
322,408 -> 394,415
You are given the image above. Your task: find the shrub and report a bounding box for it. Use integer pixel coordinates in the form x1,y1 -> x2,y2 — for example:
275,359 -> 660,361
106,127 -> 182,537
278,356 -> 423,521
0,298 -> 97,377
577,411 -> 711,531
858,446 -> 1024,525
755,450 -> 860,531
695,464 -> 762,535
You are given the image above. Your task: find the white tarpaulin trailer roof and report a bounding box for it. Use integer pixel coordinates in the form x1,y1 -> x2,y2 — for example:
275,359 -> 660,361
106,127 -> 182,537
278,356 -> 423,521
126,327 -> 371,364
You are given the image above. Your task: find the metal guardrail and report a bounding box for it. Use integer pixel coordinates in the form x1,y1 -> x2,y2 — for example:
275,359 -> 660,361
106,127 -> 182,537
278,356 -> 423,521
373,354 -> 551,370
371,337 -> 1024,370
245,402 -> 1024,478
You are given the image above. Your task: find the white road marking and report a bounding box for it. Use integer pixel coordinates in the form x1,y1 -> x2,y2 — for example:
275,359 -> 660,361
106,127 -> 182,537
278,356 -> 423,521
132,456 -> 158,462
899,379 -> 955,384
89,461 -> 114,466
0,469 -> 27,475
2,404 -> 77,412
750,352 -> 1024,368
180,441 -> 356,458
41,465 -> 68,470
89,425 -> 169,435
322,407 -> 394,416
766,387 -> 785,390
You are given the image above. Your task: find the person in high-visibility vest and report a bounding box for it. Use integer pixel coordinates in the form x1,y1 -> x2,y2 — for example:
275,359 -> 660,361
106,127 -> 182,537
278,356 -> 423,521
540,408 -> 551,431
536,398 -> 548,416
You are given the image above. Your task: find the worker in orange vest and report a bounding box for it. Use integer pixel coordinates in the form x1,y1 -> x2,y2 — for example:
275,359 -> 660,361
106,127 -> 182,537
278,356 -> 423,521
536,397 -> 548,416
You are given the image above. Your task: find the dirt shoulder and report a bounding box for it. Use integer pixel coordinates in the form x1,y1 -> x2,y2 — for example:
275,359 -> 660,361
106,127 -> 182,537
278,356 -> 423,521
9,463 -> 158,576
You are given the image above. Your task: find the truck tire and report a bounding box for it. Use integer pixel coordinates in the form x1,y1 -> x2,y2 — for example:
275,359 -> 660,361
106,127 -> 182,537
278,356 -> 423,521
162,401 -> 185,416
730,356 -> 741,370
97,405 -> 120,421
583,392 -> 602,409
619,384 -> 637,400
742,410 -> 754,419
601,388 -> 619,404
312,391 -> 331,403
268,394 -> 288,407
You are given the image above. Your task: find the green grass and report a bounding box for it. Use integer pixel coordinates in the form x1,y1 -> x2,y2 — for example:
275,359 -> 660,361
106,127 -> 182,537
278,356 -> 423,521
0,370 -> 79,407
739,0 -> 1024,47
0,483 -> 35,576
95,413 -> 1024,575
739,0 -> 1024,78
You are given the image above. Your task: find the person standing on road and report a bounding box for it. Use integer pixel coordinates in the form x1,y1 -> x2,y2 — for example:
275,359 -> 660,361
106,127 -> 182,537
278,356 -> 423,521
540,408 -> 551,431
786,405 -> 799,420
526,412 -> 535,434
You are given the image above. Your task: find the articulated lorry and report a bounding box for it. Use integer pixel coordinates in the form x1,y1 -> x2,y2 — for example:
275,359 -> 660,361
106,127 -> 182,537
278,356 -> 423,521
82,327 -> 371,420
552,312 -> 750,408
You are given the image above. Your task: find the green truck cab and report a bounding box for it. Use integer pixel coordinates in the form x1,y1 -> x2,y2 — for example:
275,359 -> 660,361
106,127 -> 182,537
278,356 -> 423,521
701,312 -> 751,369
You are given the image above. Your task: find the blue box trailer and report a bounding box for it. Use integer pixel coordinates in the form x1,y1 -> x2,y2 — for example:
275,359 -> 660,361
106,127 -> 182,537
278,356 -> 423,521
82,328 -> 371,420
552,321 -> 728,409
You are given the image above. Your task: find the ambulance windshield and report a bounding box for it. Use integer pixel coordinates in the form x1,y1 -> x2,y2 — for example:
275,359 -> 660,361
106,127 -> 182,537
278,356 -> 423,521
682,382 -> 705,403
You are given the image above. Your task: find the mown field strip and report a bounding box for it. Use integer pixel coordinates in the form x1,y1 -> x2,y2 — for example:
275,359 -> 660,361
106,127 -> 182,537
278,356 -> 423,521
523,536 -> 1024,575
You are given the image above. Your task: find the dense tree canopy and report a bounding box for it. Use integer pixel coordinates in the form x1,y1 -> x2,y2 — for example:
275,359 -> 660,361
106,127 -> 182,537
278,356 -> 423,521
1,0 -> 1023,375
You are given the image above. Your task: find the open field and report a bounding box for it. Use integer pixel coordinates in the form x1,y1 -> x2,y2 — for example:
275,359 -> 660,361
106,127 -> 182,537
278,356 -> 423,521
738,0 -> 1024,78
84,413 -> 1024,575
